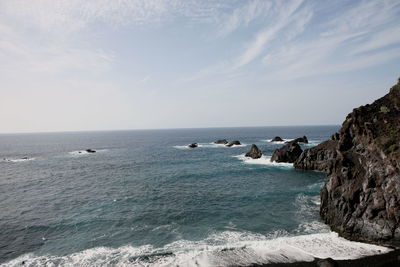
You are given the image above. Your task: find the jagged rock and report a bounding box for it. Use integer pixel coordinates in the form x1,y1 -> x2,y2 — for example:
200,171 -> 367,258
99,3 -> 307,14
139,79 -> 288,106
86,149 -> 96,153
287,136 -> 309,144
188,143 -> 198,148
320,79 -> 400,247
271,142 -> 303,163
294,140 -> 338,173
226,140 -> 241,147
271,136 -> 284,142
245,144 -> 262,159
214,139 -> 228,145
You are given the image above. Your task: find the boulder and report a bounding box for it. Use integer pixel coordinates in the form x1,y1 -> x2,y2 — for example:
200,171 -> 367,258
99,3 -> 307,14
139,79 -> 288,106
245,144 -> 262,159
226,140 -> 241,147
271,142 -> 303,163
188,143 -> 198,148
271,136 -> 284,142
214,139 -> 228,145
86,149 -> 96,153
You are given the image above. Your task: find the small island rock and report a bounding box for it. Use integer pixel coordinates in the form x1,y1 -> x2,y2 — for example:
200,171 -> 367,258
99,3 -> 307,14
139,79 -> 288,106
214,139 -> 228,145
226,140 -> 241,147
245,144 -> 262,159
271,136 -> 284,142
188,143 -> 198,148
86,149 -> 96,153
271,142 -> 303,163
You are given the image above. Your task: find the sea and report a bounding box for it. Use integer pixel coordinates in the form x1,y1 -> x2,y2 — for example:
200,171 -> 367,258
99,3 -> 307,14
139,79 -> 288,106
0,126 -> 391,266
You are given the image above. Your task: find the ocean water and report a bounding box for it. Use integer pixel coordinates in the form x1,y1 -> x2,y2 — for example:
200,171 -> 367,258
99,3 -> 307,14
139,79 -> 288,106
0,126 -> 391,266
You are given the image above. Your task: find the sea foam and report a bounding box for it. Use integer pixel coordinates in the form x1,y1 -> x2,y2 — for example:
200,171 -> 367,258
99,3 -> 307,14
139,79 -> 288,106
234,154 -> 293,168
3,231 -> 391,267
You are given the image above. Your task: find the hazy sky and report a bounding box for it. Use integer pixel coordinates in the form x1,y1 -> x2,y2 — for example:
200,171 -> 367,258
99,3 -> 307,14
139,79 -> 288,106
1,0 -> 400,133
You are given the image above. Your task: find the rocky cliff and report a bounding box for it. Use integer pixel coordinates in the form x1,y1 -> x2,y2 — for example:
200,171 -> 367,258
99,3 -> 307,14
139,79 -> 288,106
318,79 -> 400,247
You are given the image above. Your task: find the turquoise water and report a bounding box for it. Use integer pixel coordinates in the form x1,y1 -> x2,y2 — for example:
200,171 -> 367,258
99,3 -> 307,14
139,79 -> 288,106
3,126 -> 386,266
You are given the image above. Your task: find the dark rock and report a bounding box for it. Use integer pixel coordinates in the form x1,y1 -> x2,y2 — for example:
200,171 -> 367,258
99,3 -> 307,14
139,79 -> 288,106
331,133 -> 340,141
294,140 -> 338,173
21,157 -> 29,160
319,79 -> 400,247
86,149 -> 96,153
188,143 -> 198,148
287,136 -> 309,144
226,140 -> 241,147
214,139 -> 228,145
317,258 -> 338,267
271,142 -> 303,163
245,144 -> 262,159
271,136 -> 284,142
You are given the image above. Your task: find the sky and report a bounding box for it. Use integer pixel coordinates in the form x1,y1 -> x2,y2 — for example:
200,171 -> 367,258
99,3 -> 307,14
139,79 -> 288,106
1,0 -> 400,133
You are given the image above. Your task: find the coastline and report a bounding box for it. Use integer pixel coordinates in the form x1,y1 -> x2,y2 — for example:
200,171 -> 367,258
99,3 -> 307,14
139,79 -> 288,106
252,249 -> 400,267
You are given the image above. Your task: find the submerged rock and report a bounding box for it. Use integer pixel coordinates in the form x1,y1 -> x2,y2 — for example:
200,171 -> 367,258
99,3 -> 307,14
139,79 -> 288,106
226,140 -> 241,147
86,149 -> 96,153
214,139 -> 228,145
188,143 -> 198,148
319,79 -> 400,247
294,140 -> 338,173
245,144 -> 262,159
271,142 -> 303,163
271,136 -> 284,142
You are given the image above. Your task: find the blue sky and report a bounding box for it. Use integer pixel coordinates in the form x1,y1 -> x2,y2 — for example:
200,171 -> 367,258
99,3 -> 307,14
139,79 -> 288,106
0,0 -> 400,133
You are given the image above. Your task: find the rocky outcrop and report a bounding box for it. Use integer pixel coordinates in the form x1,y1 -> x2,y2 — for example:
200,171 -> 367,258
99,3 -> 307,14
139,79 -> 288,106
188,143 -> 198,148
287,136 -> 309,144
214,139 -> 228,145
86,149 -> 96,153
271,142 -> 303,163
294,140 -> 338,173
226,140 -> 241,147
319,79 -> 400,247
245,144 -> 262,159
271,136 -> 284,142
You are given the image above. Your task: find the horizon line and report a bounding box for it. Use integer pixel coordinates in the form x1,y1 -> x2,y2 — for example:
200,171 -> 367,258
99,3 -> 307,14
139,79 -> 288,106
0,124 -> 341,135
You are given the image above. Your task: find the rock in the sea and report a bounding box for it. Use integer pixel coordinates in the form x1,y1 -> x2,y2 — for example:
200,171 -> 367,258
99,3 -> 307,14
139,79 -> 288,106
214,139 -> 228,145
86,149 -> 96,153
287,135 -> 309,144
271,142 -> 303,163
271,136 -> 284,142
245,144 -> 262,159
188,143 -> 198,148
294,140 -> 338,173
226,140 -> 241,147
319,79 -> 400,247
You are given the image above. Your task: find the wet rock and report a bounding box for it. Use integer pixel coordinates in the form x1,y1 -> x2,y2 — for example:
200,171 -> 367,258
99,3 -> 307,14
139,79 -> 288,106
287,135 -> 309,144
214,139 -> 228,145
245,144 -> 262,159
294,140 -> 338,173
226,140 -> 241,147
86,149 -> 96,153
271,142 -> 303,163
271,136 -> 284,142
188,143 -> 198,148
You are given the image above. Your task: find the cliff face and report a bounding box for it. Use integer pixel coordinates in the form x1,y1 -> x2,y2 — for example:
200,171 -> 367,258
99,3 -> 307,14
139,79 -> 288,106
320,80 -> 400,246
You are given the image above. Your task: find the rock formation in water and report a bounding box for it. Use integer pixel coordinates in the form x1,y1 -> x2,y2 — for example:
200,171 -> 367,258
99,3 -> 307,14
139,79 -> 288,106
86,149 -> 96,153
188,143 -> 198,148
245,144 -> 262,159
271,142 -> 303,163
296,79 -> 400,247
271,136 -> 284,142
214,139 -> 228,145
226,140 -> 241,147
294,140 -> 338,173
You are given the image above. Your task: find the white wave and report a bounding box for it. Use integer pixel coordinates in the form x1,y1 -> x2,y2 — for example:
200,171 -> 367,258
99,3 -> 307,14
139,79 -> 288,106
4,231 -> 391,267
2,157 -> 35,163
234,154 -> 293,168
263,138 -> 293,144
